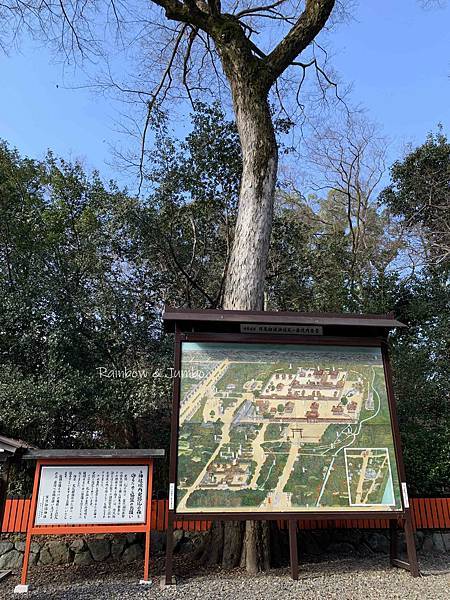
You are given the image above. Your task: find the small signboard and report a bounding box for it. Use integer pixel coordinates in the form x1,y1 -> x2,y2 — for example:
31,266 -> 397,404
240,323 -> 323,335
15,449 -> 164,594
35,465 -> 148,525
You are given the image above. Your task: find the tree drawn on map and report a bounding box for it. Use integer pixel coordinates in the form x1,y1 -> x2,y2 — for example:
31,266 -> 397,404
176,343 -> 402,512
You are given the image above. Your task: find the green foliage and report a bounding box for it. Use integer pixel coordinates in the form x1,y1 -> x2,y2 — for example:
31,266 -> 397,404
0,109 -> 448,498
389,273 -> 449,496
380,128 -> 450,268
0,141 -> 173,491
140,101 -> 241,308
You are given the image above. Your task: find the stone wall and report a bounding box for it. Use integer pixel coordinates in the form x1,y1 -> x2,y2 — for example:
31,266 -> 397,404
0,531 -> 168,570
0,529 -> 448,570
295,528 -> 450,557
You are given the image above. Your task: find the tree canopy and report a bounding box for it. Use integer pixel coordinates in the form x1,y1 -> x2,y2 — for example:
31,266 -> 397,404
0,108 -> 448,496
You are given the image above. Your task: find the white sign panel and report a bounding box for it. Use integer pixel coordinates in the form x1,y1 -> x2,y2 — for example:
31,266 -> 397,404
401,482 -> 410,509
35,465 -> 148,525
169,483 -> 175,510
240,323 -> 323,335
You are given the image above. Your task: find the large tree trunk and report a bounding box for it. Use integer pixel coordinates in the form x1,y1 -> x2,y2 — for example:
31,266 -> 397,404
199,79 -> 278,573
223,84 -> 278,311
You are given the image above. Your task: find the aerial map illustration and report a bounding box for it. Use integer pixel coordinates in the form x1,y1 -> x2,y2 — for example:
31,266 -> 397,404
176,342 -> 402,513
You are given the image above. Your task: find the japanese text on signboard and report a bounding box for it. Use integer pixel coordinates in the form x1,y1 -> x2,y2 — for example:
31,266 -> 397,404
35,465 -> 148,525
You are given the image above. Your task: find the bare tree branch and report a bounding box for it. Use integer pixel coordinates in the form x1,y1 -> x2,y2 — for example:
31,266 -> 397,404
266,0 -> 335,83
137,23 -> 187,194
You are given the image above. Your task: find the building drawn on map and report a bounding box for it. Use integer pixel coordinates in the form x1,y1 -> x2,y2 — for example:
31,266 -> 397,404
176,343 -> 402,513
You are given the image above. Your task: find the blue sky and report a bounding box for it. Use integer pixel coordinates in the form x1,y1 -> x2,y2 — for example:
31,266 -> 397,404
1,1 -> 449,189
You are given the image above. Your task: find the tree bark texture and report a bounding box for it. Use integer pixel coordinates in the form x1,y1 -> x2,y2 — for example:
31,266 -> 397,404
222,83 -> 278,311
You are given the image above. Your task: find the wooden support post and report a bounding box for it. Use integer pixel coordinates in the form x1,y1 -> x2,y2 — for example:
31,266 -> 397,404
142,460 -> 154,583
404,513 -> 420,577
390,515 -> 420,577
165,512 -> 175,585
17,461 -> 41,592
288,519 -> 299,581
20,530 -> 33,586
389,519 -> 397,565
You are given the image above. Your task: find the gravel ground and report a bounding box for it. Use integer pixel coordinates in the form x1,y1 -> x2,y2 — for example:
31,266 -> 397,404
0,553 -> 449,600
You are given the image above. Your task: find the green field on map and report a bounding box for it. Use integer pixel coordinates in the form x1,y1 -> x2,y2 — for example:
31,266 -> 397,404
176,342 -> 403,513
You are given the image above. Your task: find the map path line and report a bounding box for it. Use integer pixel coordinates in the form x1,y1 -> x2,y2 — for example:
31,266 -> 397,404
316,456 -> 336,506
273,443 -> 299,497
355,451 -> 371,503
249,423 -> 268,489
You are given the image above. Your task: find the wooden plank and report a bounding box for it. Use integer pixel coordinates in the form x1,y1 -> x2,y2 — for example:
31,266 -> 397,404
410,500 -> 418,530
157,500 -> 165,532
441,499 -> 449,527
24,449 -> 165,460
164,503 -> 169,530
425,498 -> 435,528
434,498 -> 446,529
441,498 -> 449,527
421,497 -> 432,528
1,499 -> 12,532
417,497 -> 427,529
443,498 -> 450,529
150,500 -> 157,530
391,558 -> 411,571
429,498 -> 439,529
9,499 -> 18,533
416,498 -> 426,529
14,499 -> 24,532
20,499 -> 31,532
427,498 -> 437,528
162,307 -> 405,330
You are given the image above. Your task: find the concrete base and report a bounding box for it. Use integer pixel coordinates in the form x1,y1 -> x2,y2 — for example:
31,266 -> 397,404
160,575 -> 177,588
14,584 -> 30,594
139,579 -> 153,586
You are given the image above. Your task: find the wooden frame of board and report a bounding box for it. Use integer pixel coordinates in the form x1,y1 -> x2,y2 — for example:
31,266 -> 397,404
16,449 -> 164,592
162,308 -> 419,582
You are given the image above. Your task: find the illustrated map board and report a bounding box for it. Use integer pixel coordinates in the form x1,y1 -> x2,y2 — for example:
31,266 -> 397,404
176,342 -> 403,514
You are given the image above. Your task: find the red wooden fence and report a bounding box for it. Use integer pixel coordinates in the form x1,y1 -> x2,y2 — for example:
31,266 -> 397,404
2,498 -> 449,534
